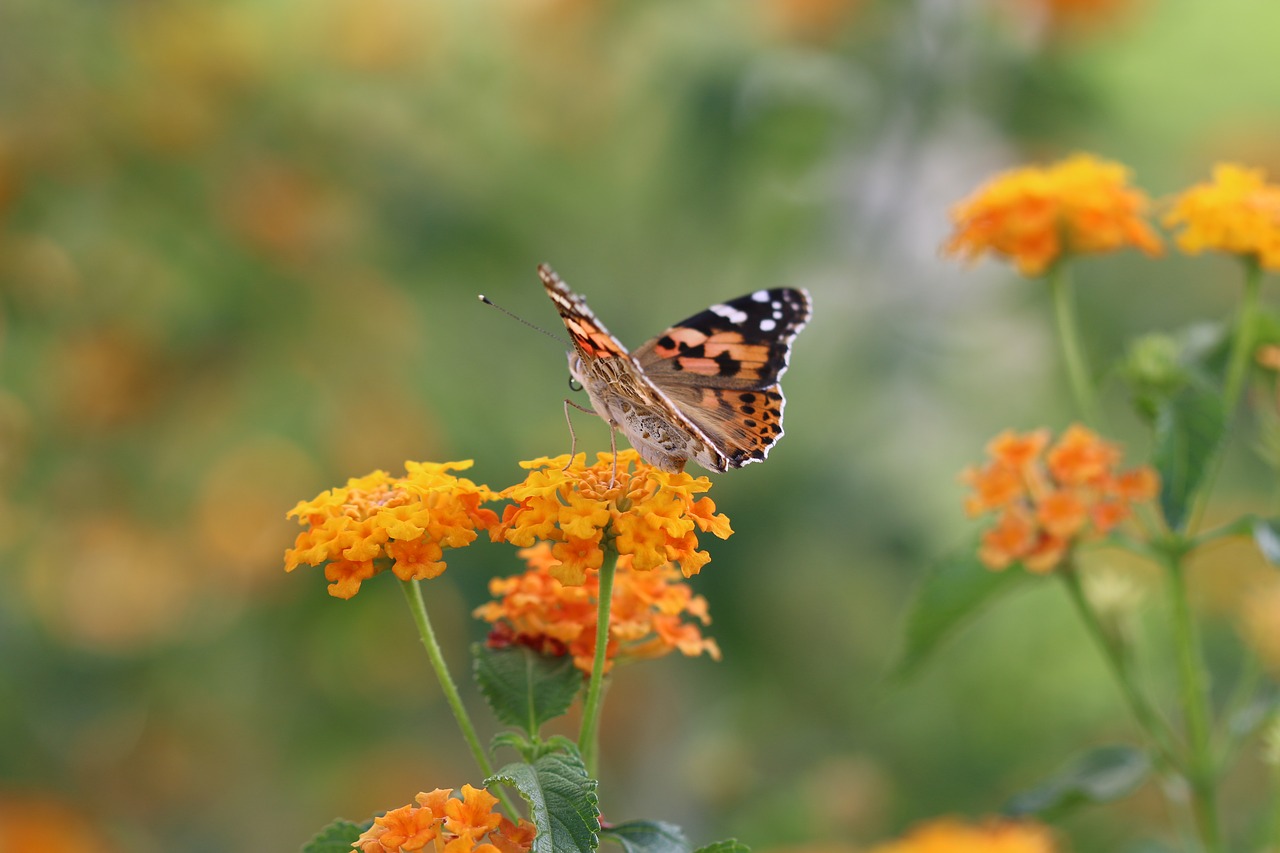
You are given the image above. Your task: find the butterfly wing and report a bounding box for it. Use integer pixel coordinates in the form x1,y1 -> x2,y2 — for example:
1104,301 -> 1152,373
632,288 -> 812,468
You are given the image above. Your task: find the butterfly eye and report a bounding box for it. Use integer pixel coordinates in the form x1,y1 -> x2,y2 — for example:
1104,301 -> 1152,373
568,377 -> 584,393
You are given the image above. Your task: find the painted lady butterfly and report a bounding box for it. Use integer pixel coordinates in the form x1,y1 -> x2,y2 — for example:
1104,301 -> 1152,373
539,263 -> 812,474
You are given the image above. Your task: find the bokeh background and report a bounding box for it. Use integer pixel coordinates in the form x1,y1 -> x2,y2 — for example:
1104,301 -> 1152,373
4,0 -> 1280,850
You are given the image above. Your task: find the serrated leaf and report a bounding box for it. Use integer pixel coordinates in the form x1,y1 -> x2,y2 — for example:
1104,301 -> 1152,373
602,820 -> 690,853
302,818 -> 371,853
693,841 -> 750,853
1153,386 -> 1225,531
1254,518 -> 1280,566
488,751 -> 600,853
1004,745 -> 1151,819
891,544 -> 1030,680
474,644 -> 583,735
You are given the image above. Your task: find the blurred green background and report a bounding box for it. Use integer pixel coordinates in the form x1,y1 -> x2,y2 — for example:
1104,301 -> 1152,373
4,0 -> 1280,850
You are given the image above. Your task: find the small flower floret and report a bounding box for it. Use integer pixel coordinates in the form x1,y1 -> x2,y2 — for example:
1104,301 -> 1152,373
353,786 -> 534,853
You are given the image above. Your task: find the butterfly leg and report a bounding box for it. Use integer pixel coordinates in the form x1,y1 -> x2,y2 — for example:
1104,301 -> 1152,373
562,398 -> 597,471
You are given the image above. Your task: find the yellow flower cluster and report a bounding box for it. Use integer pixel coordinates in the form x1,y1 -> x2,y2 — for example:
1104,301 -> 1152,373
354,785 -> 535,853
285,461 -> 499,599
944,153 -> 1162,276
496,451 -> 732,586
475,543 -> 721,673
870,817 -> 1059,853
1165,163 -> 1280,270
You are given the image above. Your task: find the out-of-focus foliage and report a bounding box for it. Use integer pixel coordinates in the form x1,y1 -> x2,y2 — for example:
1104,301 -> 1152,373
3,0 -> 1280,851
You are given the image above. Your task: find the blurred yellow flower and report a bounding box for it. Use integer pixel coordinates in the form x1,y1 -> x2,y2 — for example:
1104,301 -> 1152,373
496,450 -> 732,585
944,153 -> 1162,276
354,786 -> 534,853
962,425 -> 1158,572
1240,580 -> 1280,674
475,543 -> 721,673
285,461 -> 499,599
1165,163 -> 1280,270
870,816 -> 1059,853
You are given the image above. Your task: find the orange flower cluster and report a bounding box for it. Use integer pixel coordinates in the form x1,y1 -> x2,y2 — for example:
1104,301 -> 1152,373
475,543 -> 721,673
495,450 -> 732,586
1165,163 -> 1280,270
285,461 -> 499,599
870,817 -> 1059,853
962,425 -> 1158,572
944,153 -> 1162,276
354,785 -> 535,853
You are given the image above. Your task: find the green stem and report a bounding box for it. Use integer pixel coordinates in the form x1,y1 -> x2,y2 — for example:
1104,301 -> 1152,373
1161,547 -> 1224,853
1049,264 -> 1102,425
400,580 -> 518,815
1059,563 -> 1182,773
1223,259 -> 1263,415
577,553 -> 618,776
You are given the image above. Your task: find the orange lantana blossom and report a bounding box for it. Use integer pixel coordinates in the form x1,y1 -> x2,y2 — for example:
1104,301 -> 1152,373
495,450 -> 732,586
944,153 -> 1162,276
353,785 -> 535,853
962,425 -> 1158,572
870,817 -> 1059,853
475,542 -> 721,673
285,461 -> 499,599
1165,163 -> 1280,271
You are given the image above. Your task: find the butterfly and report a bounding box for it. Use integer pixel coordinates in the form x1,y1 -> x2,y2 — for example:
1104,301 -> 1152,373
539,263 -> 812,474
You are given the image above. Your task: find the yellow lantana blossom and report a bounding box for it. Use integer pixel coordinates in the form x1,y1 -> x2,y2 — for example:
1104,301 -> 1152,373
496,450 -> 732,585
1165,163 -> 1280,270
945,153 -> 1162,276
285,461 -> 499,599
475,543 -> 721,673
961,425 -> 1158,573
870,817 -> 1059,853
353,785 -> 535,853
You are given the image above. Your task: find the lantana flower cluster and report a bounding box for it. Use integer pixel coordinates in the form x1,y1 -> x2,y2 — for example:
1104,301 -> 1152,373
475,543 -> 721,673
869,817 -> 1059,853
962,425 -> 1159,572
1164,162 -> 1280,271
285,461 -> 500,599
495,450 -> 732,585
944,152 -> 1163,276
353,785 -> 535,853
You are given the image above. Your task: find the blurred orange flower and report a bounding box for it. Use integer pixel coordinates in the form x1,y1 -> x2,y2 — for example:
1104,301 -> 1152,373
1165,163 -> 1280,270
475,543 -> 721,673
285,461 -> 499,599
962,425 -> 1158,572
496,450 -> 732,585
944,153 -> 1162,276
870,816 -> 1059,853
355,786 -> 534,853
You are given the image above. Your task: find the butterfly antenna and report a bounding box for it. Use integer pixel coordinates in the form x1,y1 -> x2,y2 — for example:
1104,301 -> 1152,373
477,294 -> 570,347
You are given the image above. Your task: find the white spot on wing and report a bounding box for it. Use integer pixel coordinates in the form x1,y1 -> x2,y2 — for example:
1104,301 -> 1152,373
709,303 -> 748,324
760,318 -> 777,332
752,290 -> 770,302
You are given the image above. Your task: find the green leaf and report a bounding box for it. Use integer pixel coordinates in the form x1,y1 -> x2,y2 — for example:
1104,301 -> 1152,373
302,818 -> 371,853
474,644 -> 583,736
1004,745 -> 1151,819
1254,518 -> 1280,566
601,820 -> 690,853
692,841 -> 750,853
891,544 -> 1030,680
1152,385 -> 1225,531
488,751 -> 600,853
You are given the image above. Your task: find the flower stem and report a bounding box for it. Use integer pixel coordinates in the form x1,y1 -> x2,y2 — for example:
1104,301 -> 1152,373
1160,546 -> 1224,853
1223,259 -> 1262,415
578,553 -> 618,776
1058,563 -> 1182,773
1049,264 -> 1102,426
400,580 -> 518,815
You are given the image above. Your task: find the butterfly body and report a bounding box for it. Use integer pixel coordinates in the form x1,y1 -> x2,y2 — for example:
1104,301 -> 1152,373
539,263 -> 811,474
